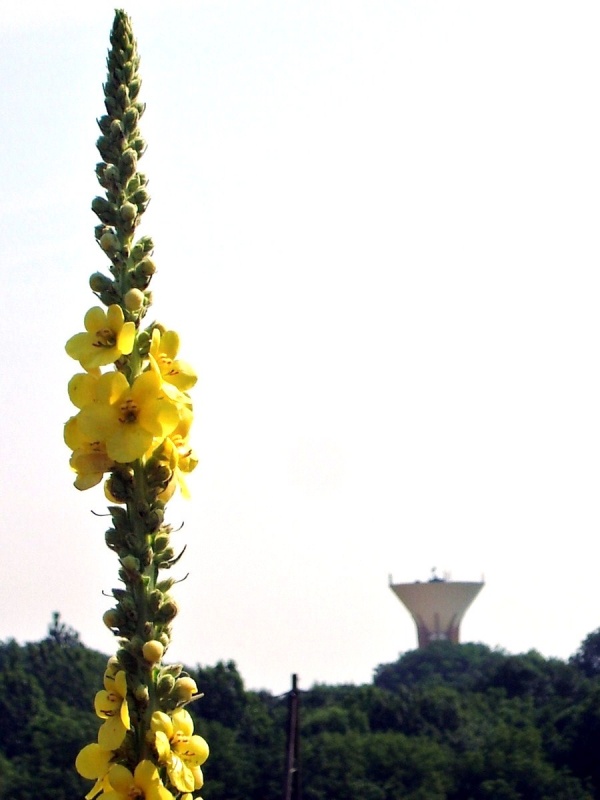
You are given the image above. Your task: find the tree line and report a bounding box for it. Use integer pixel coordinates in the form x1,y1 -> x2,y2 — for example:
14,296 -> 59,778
1,614 -> 600,799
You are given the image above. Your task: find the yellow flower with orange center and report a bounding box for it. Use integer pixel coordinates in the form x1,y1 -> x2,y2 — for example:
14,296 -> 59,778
150,328 -> 197,391
102,760 -> 174,800
151,707 -> 209,794
77,367 -> 180,463
94,657 -> 132,751
66,305 -> 136,370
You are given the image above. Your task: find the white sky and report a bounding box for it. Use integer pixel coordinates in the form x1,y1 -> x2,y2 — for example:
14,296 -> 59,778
1,0 -> 600,694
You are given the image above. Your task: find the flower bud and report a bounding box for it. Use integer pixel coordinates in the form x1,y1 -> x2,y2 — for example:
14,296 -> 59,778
155,598 -> 178,624
174,676 -> 198,704
120,555 -> 140,573
153,533 -> 170,553
124,288 -> 144,311
99,231 -> 119,253
157,674 -> 176,697
160,664 -> 182,679
120,201 -> 137,221
103,609 -> 119,630
131,236 -> 154,262
92,196 -> 118,225
118,149 -> 138,181
89,272 -> 113,293
134,684 -> 150,703
148,590 -> 163,615
122,106 -> 139,133
137,256 -> 156,277
142,640 -> 165,663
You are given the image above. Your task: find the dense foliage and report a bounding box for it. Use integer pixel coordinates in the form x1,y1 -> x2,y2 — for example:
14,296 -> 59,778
2,616 -> 600,800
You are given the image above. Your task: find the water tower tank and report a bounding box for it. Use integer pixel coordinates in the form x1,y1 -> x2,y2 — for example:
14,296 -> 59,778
390,574 -> 484,648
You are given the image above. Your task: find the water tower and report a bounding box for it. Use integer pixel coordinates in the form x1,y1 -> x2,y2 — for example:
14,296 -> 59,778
389,570 -> 484,648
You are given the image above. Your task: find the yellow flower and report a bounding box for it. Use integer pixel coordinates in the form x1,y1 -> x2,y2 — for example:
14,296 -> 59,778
75,743 -> 113,800
103,760 -> 174,800
66,305 -> 136,370
152,408 -> 198,501
150,328 -> 197,391
64,373 -> 119,487
77,368 -> 180,464
151,708 -> 209,794
94,658 -> 131,750
69,438 -> 115,490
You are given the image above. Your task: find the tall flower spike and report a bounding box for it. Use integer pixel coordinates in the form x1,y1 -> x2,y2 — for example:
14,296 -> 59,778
66,10 -> 206,798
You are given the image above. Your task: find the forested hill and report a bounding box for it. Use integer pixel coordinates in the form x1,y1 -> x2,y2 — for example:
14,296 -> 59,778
2,615 -> 600,800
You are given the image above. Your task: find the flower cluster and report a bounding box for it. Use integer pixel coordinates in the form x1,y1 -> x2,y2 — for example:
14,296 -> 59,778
66,10 -> 207,800
65,316 -> 196,497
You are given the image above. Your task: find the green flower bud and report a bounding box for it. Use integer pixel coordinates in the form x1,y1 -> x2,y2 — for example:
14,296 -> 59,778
155,547 -> 175,568
129,78 -> 142,101
131,236 -> 154,262
134,684 -> 150,703
118,148 -> 138,180
105,527 -> 125,553
117,648 -> 137,673
148,590 -> 163,615
103,609 -> 120,630
122,106 -> 139,133
120,201 -> 137,221
131,136 -> 146,155
157,674 -> 176,697
116,84 -> 130,110
132,187 -> 150,210
153,532 -> 170,553
155,599 -> 178,624
105,469 -> 133,502
160,664 -> 183,679
89,272 -> 113,292
99,230 -> 119,252
140,546 -> 153,568
120,555 -> 140,573
97,115 -> 112,134
92,196 -> 118,226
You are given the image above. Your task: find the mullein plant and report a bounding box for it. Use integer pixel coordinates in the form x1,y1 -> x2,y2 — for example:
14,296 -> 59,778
64,11 -> 208,800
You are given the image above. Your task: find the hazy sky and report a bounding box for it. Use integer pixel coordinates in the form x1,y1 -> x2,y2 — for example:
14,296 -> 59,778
1,0 -> 600,694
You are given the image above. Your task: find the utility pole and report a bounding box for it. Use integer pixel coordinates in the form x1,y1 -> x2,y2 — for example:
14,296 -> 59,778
283,673 -> 301,800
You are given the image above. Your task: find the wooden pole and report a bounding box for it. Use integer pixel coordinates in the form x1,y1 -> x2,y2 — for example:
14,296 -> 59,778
283,673 -> 301,800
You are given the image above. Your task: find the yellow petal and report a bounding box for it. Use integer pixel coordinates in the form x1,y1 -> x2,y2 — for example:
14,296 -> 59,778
134,760 -> 161,791
168,756 -> 195,793
114,670 -> 127,699
161,330 -> 180,358
107,425 -> 153,463
74,471 -> 104,490
176,734 -> 209,766
79,404 -> 120,443
117,321 -> 136,355
108,763 -> 134,792
192,765 -> 204,790
98,716 -> 127,751
171,708 -> 194,737
106,304 -> 124,330
154,730 -> 172,762
64,416 -> 85,450
75,743 -> 112,780
94,689 -> 120,720
68,373 -> 99,409
85,307 -> 109,331
151,711 -> 174,739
